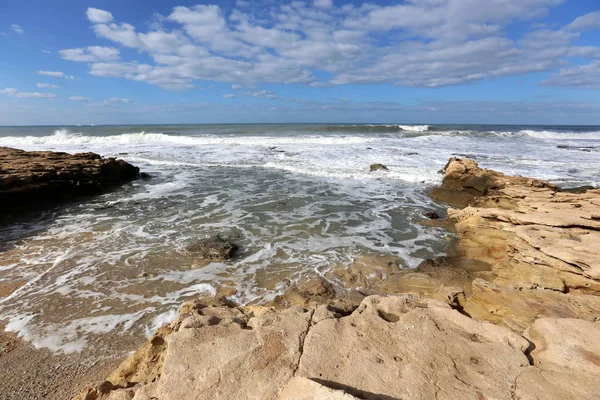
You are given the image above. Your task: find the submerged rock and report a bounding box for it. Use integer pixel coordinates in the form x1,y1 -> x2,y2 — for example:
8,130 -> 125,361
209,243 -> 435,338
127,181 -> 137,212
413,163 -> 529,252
369,163 -> 389,172
423,211 -> 440,219
186,236 -> 238,261
0,147 -> 139,211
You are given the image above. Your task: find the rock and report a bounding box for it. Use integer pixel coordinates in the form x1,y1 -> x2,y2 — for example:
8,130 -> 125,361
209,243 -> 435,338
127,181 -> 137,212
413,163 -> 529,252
186,236 -> 238,261
279,377 -> 360,400
423,211 -> 440,219
369,163 -> 389,172
326,254 -> 401,293
434,157 -> 600,330
82,294 -> 600,400
268,277 -> 338,310
75,158 -> 600,400
431,157 -> 557,208
140,172 -> 152,179
0,147 -> 139,211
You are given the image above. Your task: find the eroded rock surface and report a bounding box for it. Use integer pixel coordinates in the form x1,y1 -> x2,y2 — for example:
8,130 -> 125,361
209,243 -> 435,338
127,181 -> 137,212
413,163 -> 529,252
0,147 -> 140,210
436,158 -> 600,330
76,295 -> 600,400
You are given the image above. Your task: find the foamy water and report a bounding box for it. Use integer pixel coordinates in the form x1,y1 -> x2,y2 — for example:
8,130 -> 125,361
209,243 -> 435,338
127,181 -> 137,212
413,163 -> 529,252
1,123 -> 599,354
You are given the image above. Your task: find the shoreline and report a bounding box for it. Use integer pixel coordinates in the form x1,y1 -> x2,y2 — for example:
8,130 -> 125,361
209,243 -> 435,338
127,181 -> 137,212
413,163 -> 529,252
1,150 -> 599,399
75,156 -> 600,399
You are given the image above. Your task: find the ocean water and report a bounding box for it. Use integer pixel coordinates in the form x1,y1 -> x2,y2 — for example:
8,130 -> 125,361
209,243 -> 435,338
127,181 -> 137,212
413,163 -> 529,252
1,123 -> 599,354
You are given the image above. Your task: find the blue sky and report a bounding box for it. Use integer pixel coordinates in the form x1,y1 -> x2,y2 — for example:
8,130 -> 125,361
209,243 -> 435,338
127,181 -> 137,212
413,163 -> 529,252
1,0 -> 599,125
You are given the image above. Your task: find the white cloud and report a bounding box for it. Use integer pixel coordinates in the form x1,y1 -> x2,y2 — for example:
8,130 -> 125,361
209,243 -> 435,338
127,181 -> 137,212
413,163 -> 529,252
63,1 -> 600,90
222,93 -> 236,98
244,89 -> 278,99
38,70 -> 78,80
566,11 -> 600,31
11,24 -> 24,34
107,97 -> 130,103
86,8 -> 113,24
1,88 -> 56,99
59,46 -> 120,62
41,49 -> 52,54
542,61 -> 600,89
36,83 -> 62,89
314,0 -> 333,8
231,84 -> 242,90
70,96 -> 90,101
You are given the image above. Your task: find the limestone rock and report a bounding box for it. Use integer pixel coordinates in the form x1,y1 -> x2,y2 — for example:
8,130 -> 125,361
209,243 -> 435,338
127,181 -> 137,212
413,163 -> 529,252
279,377 -> 360,400
0,147 -> 139,211
431,157 -> 557,207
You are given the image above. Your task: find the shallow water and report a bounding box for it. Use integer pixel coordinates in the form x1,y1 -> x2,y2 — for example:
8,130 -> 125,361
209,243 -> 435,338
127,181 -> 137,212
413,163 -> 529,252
0,123 -> 599,353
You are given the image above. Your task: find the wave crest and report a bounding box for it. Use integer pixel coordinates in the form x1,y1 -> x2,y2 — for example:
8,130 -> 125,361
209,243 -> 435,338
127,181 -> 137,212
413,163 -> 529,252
398,125 -> 430,132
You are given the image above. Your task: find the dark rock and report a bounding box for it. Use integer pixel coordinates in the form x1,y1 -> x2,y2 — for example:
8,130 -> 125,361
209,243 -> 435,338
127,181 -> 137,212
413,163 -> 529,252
370,163 -> 389,172
0,147 -> 140,211
423,211 -> 440,219
187,236 -> 238,261
140,172 -> 152,179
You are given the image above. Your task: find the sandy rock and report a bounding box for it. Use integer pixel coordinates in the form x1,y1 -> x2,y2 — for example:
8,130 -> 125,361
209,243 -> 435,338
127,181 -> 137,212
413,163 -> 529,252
432,157 -> 557,207
297,295 -> 531,400
186,236 -> 238,261
515,318 -> 600,400
79,294 -> 600,400
268,277 -> 338,310
461,279 -> 600,331
279,377 -> 360,400
0,147 -> 139,210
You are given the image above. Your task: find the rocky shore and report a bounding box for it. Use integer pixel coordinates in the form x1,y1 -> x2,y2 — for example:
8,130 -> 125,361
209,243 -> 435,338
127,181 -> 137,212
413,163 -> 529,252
0,147 -> 140,212
74,157 -> 600,400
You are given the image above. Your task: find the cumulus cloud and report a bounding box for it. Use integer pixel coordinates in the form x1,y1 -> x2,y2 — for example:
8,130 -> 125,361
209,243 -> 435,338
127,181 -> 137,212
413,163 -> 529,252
36,83 -> 62,89
59,46 -> 120,62
11,24 -> 24,34
86,8 -> 113,24
63,1 -> 600,90
1,88 -> 56,99
70,96 -> 90,101
38,70 -> 78,80
542,61 -> 600,90
566,11 -> 600,31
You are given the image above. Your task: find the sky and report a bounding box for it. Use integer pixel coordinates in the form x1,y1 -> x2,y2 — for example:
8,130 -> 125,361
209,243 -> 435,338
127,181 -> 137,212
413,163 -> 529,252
1,0 -> 599,125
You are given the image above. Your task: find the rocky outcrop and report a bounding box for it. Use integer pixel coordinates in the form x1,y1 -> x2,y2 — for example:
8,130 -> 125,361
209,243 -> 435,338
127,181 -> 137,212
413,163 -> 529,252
76,294 -> 600,400
76,157 -> 600,400
0,147 -> 140,211
431,156 -> 558,208
432,158 -> 600,330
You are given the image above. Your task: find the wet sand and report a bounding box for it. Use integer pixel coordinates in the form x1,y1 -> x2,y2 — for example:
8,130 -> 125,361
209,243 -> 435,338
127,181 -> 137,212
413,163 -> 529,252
0,321 -> 132,400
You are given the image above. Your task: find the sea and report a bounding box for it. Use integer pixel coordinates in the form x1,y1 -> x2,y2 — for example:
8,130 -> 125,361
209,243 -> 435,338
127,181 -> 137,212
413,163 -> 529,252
0,123 -> 599,354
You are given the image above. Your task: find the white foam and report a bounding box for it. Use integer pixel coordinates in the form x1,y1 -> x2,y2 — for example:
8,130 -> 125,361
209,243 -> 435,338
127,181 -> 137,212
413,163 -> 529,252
399,125 -> 430,132
520,130 -> 600,140
0,131 -> 374,148
145,308 -> 179,337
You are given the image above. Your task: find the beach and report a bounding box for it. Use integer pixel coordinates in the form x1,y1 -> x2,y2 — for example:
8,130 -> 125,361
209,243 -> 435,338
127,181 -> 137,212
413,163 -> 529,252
1,124 -> 600,398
